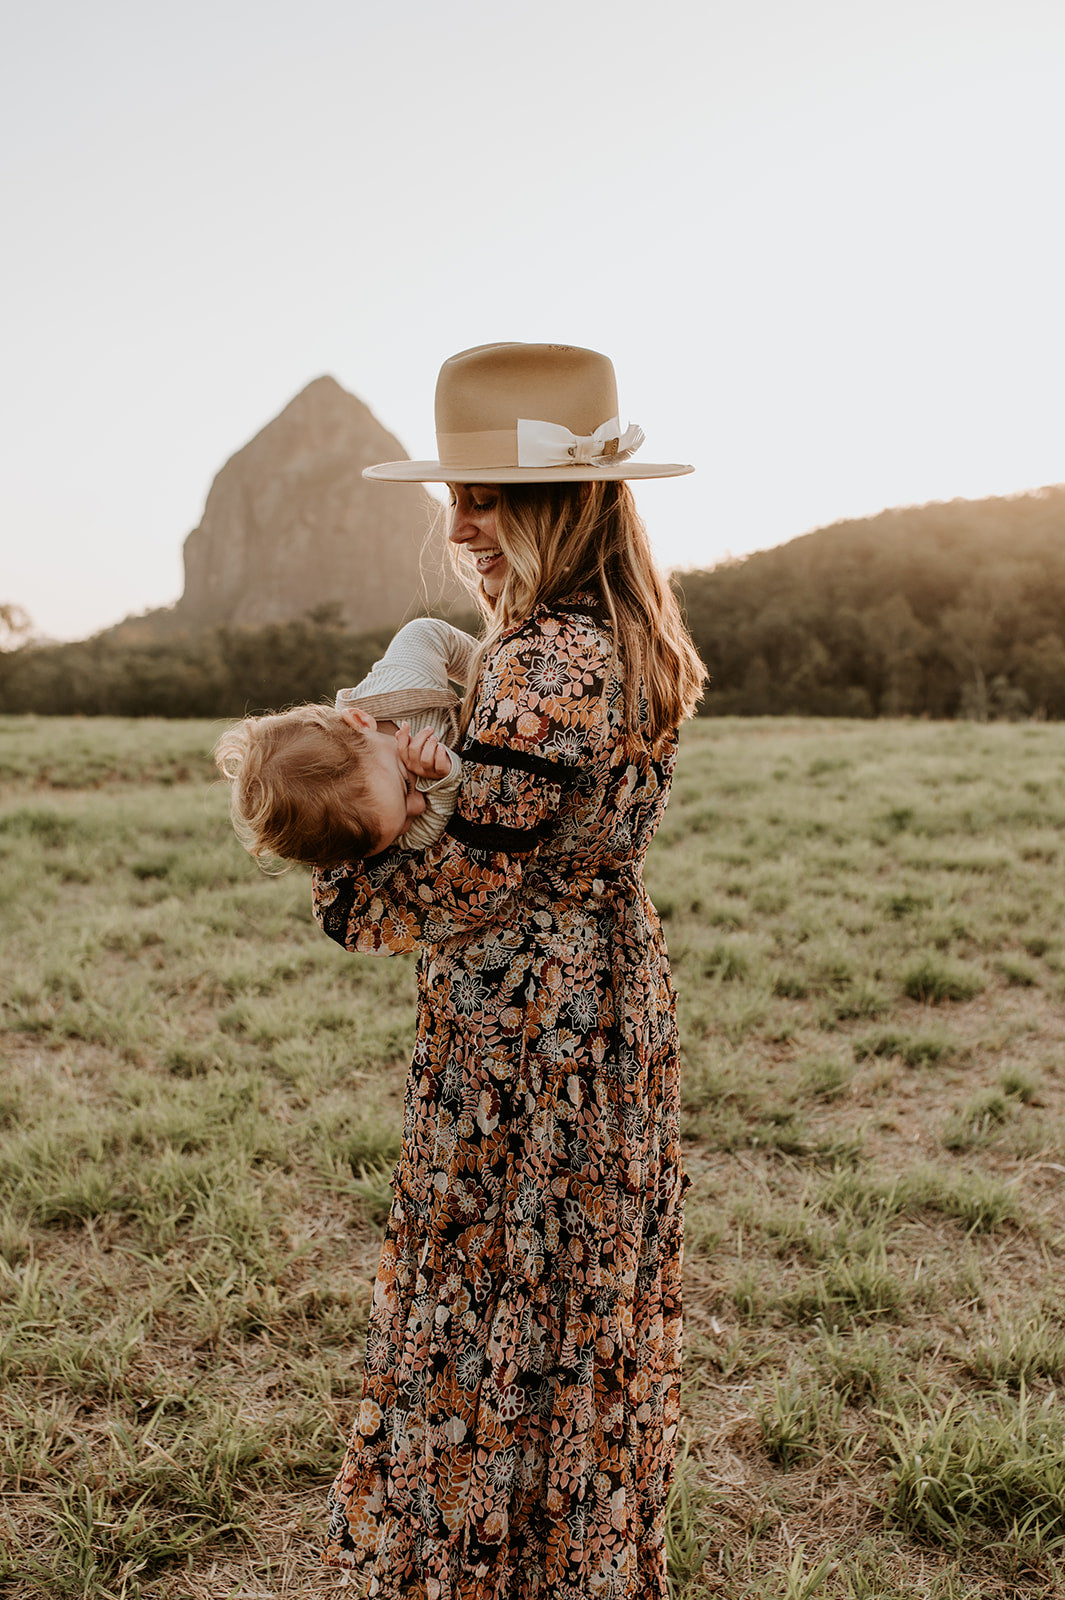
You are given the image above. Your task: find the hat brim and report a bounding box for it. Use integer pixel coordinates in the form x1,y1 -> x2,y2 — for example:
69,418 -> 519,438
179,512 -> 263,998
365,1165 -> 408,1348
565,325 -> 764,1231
363,459 -> 694,483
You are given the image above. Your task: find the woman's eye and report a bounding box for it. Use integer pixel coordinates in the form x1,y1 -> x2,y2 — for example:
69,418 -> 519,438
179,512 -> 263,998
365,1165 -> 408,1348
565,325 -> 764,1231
472,498 -> 495,513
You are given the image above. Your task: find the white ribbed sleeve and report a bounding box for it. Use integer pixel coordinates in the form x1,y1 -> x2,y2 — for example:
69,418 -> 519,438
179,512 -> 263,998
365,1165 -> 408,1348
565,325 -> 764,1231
338,617 -> 477,704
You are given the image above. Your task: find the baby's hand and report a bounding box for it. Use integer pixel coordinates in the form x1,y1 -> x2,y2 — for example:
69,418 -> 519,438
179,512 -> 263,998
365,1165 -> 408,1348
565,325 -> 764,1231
396,722 -> 453,780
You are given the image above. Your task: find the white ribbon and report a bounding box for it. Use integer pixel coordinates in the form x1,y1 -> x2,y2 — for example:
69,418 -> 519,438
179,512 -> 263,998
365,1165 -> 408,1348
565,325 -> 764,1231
515,415 -> 646,468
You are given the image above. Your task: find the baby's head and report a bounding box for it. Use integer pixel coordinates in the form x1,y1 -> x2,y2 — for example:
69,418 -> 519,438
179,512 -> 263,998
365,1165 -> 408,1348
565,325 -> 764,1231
214,704 -> 426,868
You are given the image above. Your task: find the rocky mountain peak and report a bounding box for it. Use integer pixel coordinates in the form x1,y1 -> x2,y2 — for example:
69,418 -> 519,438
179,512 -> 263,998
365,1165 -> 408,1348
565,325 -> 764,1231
165,375 -> 463,636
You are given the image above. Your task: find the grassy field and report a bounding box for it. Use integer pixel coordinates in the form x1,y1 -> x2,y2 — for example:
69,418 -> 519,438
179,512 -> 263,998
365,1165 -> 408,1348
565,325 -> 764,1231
2,713 -> 1064,1600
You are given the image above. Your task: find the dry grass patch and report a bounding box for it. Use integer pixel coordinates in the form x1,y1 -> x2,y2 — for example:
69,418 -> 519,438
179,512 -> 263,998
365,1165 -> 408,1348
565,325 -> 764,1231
3,715 -> 1065,1596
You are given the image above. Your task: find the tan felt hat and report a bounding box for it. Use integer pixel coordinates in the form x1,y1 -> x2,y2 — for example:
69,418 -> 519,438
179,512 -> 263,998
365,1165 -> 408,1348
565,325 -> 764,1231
363,343 -> 694,483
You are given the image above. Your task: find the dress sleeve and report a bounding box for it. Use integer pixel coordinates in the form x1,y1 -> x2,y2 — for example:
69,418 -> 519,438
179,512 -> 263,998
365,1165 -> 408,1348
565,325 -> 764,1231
312,613 -> 609,955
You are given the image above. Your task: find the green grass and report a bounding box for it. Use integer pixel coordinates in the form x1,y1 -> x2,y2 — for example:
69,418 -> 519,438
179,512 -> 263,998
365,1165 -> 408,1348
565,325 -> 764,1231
3,713 -> 1065,1597
901,954 -> 986,1005
886,1389 -> 1065,1564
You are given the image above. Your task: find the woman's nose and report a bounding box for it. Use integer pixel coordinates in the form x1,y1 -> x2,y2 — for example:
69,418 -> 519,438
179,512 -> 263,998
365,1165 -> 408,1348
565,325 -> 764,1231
448,508 -> 473,544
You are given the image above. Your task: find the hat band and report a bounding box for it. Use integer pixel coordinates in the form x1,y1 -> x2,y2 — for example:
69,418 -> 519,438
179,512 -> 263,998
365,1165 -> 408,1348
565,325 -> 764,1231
436,416 -> 645,473
436,429 -> 517,470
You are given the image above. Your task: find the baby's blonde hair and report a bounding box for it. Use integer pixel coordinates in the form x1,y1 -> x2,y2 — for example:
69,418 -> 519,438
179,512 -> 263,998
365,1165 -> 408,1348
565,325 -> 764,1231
214,704 -> 374,868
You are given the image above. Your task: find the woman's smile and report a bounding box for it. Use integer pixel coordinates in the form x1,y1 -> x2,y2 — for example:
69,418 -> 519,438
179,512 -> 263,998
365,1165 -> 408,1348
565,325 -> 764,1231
447,484 -> 509,597
471,546 -> 504,577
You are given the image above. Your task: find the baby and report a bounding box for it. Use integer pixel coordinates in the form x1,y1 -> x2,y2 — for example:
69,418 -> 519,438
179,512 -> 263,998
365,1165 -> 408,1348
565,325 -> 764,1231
215,616 -> 477,867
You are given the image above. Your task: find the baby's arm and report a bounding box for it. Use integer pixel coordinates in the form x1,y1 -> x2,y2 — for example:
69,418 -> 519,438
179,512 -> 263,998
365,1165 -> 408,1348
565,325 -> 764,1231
389,617 -> 478,687
395,723 -> 462,851
337,618 -> 478,710
437,621 -> 479,686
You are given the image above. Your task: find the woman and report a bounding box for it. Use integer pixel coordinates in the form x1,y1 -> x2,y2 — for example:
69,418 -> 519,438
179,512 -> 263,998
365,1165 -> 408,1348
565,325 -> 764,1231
313,343 -> 705,1599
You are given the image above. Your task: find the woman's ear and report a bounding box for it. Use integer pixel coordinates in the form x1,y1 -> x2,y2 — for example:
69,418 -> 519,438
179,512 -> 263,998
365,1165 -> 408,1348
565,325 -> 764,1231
340,707 -> 377,734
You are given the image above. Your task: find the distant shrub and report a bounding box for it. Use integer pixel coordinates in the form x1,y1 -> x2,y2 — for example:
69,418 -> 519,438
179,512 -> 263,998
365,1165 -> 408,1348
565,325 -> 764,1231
942,1090 -> 1014,1151
854,1028 -> 955,1067
777,1255 -> 907,1330
881,806 -> 915,833
1000,1066 -> 1042,1103
772,970 -> 809,999
882,891 -> 931,919
702,941 -> 751,982
799,1058 -> 852,1101
0,807 -> 73,846
997,954 -> 1039,988
902,956 -> 985,1005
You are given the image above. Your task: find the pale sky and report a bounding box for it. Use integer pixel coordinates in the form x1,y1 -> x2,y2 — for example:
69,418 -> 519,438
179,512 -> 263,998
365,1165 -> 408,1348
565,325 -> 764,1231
3,0 -> 1063,640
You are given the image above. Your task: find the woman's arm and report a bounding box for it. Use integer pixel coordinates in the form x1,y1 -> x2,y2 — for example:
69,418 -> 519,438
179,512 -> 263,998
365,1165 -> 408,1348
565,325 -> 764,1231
313,612 -> 609,954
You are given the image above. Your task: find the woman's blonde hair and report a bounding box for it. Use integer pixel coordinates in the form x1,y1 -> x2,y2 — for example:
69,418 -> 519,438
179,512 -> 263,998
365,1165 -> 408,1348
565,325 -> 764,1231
450,480 -> 706,744
214,705 -> 374,869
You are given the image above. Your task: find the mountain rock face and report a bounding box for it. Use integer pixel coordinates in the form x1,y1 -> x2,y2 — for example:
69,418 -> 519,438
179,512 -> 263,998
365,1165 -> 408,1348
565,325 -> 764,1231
169,376 -> 464,634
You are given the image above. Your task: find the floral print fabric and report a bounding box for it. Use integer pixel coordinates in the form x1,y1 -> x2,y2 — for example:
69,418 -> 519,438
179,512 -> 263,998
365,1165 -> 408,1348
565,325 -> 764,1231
313,601 -> 686,1600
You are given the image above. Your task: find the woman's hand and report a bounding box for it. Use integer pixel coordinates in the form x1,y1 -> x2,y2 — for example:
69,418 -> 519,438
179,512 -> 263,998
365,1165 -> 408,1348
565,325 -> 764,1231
396,721 -> 453,781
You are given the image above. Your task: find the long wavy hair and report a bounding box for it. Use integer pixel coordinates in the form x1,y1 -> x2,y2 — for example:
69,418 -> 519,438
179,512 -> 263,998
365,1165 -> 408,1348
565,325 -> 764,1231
448,480 -> 706,745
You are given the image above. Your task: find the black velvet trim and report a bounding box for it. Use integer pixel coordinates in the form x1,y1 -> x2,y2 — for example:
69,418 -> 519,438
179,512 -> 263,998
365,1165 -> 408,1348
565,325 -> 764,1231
553,598 -> 612,628
458,739 -> 580,783
361,847 -> 392,868
446,814 -> 557,854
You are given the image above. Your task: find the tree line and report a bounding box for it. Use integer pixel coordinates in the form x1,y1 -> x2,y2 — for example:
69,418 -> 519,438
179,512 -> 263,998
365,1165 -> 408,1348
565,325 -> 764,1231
0,607 -> 417,720
3,485 -> 1064,719
675,486 -> 1065,719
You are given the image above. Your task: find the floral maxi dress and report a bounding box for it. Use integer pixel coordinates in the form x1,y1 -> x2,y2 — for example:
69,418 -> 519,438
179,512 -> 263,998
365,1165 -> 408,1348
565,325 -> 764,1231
312,600 -> 686,1600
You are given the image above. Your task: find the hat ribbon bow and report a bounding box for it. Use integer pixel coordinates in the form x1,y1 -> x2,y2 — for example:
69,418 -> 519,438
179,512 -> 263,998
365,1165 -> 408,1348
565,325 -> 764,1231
516,416 -> 646,468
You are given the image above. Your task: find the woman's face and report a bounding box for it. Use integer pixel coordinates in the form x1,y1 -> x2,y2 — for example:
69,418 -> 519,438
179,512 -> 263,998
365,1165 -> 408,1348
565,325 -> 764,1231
447,484 -> 508,598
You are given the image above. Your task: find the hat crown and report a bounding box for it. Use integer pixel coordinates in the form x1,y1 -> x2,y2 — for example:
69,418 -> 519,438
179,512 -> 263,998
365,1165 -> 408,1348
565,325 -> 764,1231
360,340 -> 693,482
435,343 -> 620,438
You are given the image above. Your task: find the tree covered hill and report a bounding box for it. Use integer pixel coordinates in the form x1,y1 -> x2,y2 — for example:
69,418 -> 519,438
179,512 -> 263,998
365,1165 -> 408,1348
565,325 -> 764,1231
677,484 -> 1065,718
